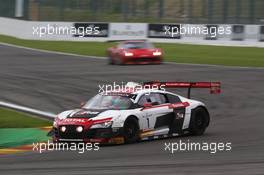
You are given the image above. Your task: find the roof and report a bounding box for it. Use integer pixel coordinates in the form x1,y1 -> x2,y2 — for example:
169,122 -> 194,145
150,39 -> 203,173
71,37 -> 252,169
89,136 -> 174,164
102,88 -> 168,96
99,82 -> 169,96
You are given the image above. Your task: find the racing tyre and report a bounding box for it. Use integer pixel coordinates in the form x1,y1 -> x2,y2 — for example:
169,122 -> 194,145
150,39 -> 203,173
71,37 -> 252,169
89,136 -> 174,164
115,56 -> 125,65
108,55 -> 114,65
189,107 -> 210,136
123,118 -> 140,143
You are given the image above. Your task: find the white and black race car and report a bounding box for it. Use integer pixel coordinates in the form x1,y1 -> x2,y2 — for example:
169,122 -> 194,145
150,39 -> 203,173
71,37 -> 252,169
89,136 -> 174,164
50,81 -> 221,144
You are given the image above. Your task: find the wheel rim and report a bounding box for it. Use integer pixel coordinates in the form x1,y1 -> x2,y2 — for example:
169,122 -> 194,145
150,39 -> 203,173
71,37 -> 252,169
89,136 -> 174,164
125,123 -> 136,139
196,114 -> 204,129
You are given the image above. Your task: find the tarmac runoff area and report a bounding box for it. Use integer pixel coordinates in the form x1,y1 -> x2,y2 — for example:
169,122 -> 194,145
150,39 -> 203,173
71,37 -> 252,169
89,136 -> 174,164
0,44 -> 264,175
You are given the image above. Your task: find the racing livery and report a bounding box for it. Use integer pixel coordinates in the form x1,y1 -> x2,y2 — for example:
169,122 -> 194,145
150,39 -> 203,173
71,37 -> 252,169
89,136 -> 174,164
107,40 -> 163,65
49,81 -> 221,144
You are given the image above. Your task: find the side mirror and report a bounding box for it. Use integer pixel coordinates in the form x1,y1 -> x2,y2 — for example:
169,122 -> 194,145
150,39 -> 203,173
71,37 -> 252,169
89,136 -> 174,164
111,46 -> 117,50
80,101 -> 85,108
151,101 -> 159,106
143,103 -> 152,108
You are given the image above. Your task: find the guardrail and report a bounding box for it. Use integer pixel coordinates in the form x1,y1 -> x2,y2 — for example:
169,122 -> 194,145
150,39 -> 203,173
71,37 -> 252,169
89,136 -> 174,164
0,101 -> 56,119
0,17 -> 263,47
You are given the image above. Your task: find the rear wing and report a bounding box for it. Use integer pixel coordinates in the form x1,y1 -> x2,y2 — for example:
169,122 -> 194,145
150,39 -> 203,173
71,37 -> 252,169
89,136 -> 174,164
143,81 -> 221,99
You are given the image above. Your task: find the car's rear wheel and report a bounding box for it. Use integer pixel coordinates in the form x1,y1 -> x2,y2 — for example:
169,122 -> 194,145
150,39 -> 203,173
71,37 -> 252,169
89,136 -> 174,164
123,118 -> 140,143
189,107 -> 210,135
159,58 -> 164,64
115,56 -> 125,65
108,56 -> 114,65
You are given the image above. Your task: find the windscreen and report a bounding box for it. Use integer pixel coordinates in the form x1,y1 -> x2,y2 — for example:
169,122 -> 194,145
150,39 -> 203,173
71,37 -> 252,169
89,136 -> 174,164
83,94 -> 133,110
122,42 -> 153,49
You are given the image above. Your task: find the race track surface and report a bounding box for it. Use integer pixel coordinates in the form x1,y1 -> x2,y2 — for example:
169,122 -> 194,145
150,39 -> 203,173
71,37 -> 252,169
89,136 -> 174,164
0,44 -> 264,175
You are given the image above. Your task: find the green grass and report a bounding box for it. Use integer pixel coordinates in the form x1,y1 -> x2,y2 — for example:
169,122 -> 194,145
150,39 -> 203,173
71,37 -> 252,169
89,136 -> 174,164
0,35 -> 264,67
155,43 -> 264,67
0,128 -> 50,148
0,108 -> 52,128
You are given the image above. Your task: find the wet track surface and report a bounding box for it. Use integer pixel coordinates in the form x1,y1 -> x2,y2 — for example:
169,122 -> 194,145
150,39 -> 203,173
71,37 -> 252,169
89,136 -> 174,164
0,44 -> 264,174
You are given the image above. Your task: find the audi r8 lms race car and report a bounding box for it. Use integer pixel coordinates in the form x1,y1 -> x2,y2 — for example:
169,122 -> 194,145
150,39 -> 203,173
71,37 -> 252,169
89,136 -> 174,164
49,81 -> 220,144
107,40 -> 163,65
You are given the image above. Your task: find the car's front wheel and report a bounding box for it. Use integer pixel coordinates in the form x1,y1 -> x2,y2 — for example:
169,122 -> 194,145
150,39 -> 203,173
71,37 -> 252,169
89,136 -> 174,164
123,117 -> 140,143
189,107 -> 210,135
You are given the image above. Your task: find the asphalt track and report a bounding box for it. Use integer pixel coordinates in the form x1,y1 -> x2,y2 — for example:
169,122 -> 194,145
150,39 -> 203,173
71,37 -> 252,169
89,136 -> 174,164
0,44 -> 264,175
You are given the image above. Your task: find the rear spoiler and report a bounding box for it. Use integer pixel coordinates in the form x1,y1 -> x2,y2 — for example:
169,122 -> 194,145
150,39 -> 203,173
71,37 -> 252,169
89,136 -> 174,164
143,81 -> 221,99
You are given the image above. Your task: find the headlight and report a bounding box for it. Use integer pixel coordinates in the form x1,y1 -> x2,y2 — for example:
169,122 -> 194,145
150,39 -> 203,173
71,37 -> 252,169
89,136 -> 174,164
125,52 -> 133,56
90,121 -> 113,129
60,126 -> 66,132
153,51 -> 161,56
53,121 -> 57,127
76,126 -> 83,132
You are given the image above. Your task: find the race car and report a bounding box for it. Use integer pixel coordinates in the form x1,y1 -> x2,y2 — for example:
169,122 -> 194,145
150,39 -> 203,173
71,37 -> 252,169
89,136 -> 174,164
107,40 -> 163,65
49,81 -> 221,144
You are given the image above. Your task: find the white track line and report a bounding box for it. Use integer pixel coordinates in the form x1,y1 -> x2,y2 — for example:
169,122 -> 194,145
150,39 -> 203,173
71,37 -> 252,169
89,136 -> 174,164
0,101 -> 56,119
1,41 -> 264,70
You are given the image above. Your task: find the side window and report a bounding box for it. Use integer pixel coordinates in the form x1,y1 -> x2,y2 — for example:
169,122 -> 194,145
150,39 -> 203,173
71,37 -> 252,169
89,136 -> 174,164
166,94 -> 181,103
138,95 -> 151,106
117,43 -> 123,49
158,93 -> 167,104
151,93 -> 167,104
138,93 -> 167,106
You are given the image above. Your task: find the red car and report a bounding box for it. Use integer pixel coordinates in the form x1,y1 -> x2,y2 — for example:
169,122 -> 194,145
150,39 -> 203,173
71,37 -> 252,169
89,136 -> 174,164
107,40 -> 163,65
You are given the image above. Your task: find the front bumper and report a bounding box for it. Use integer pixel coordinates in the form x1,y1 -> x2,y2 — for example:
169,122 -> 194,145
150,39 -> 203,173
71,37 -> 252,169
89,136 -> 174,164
121,56 -> 162,64
51,126 -> 125,144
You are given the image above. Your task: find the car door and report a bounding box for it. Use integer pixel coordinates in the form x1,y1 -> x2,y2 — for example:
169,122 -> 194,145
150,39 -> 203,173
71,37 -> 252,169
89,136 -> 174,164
138,92 -> 172,131
165,93 -> 187,134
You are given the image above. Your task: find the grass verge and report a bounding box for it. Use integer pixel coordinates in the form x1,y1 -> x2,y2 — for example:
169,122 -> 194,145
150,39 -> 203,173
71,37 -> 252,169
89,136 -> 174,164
0,128 -> 50,148
0,35 -> 263,67
0,107 -> 52,148
0,107 -> 52,128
